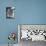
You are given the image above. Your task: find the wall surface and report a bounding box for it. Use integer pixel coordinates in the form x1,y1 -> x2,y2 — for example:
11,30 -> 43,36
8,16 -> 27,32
0,0 -> 17,44
16,0 -> 46,24
0,0 -> 46,45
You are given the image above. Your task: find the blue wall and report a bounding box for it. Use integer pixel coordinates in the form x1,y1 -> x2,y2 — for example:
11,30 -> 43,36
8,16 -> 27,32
0,0 -> 46,44
0,0 -> 17,44
16,0 -> 46,24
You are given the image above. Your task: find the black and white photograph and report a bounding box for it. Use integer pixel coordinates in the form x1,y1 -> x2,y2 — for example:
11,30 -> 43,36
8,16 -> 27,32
18,25 -> 46,46
6,7 -> 15,19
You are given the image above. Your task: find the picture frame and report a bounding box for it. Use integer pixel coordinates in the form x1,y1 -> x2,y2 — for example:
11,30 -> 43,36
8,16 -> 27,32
18,24 -> 46,42
6,7 -> 15,19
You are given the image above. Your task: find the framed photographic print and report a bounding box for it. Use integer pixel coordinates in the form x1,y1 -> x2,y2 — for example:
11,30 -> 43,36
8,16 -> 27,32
6,7 -> 15,19
18,24 -> 46,42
